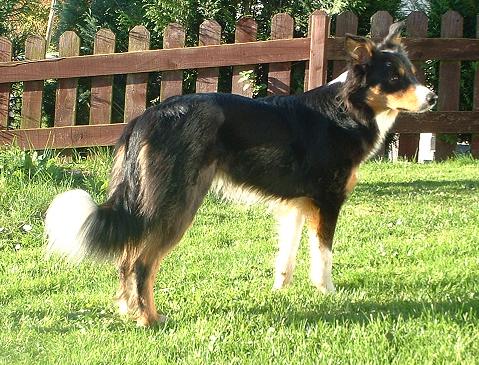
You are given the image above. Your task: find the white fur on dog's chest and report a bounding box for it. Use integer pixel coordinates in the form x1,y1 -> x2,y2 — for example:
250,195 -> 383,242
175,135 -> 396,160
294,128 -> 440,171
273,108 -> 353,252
369,110 -> 399,157
375,110 -> 398,140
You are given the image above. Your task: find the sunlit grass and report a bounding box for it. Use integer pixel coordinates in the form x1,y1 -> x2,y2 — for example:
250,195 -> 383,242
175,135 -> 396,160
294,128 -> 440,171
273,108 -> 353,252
1,148 -> 478,364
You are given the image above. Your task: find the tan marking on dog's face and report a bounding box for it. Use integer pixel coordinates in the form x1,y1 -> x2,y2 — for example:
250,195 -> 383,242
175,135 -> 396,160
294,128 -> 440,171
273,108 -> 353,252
366,86 -> 389,113
367,84 -> 428,113
345,167 -> 358,194
386,85 -> 423,111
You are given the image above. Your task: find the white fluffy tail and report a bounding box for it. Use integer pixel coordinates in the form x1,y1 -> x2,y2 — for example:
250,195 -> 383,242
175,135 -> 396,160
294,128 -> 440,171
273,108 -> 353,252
45,189 -> 97,262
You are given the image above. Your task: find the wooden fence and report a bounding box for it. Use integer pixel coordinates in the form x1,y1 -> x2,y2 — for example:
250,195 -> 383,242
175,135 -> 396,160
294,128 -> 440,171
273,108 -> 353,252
1,10 -> 479,159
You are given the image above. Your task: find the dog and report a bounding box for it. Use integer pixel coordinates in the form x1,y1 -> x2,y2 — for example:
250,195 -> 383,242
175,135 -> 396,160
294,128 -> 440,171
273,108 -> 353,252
45,22 -> 437,326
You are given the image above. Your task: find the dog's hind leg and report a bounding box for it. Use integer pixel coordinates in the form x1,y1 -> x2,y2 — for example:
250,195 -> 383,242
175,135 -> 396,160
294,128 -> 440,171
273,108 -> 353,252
272,201 -> 305,290
116,240 -> 167,326
117,164 -> 217,326
306,205 -> 340,294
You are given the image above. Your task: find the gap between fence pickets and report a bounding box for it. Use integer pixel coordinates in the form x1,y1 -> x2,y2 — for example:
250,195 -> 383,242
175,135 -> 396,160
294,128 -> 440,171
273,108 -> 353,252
1,37 -> 479,83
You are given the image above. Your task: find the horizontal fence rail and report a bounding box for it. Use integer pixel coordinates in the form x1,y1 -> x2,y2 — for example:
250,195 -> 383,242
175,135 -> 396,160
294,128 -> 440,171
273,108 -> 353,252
1,38 -> 479,83
2,112 -> 478,150
0,9 -> 478,160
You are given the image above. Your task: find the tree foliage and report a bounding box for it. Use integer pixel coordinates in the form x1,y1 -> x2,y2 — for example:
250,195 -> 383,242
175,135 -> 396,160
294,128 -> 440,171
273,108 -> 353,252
0,0 -> 49,57
54,0 -> 403,53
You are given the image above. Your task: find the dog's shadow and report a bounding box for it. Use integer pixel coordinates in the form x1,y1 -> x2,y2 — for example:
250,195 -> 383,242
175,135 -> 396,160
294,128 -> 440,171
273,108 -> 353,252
9,294 -> 477,335
243,296 -> 479,327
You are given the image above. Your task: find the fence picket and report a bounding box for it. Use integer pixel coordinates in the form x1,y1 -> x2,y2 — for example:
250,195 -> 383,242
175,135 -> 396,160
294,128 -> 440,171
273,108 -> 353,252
55,31 -> 80,127
307,10 -> 329,90
332,11 -> 357,78
160,23 -> 185,101
232,17 -> 257,97
398,11 -> 428,160
0,37 -> 12,128
124,25 -> 150,123
267,13 -> 294,95
21,35 -> 46,129
371,11 -> 393,39
196,20 -> 221,93
90,29 -> 115,125
436,10 -> 463,160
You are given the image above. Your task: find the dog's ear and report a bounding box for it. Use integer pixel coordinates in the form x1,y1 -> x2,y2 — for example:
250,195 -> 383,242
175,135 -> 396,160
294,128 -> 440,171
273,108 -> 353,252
345,34 -> 375,65
380,21 -> 405,50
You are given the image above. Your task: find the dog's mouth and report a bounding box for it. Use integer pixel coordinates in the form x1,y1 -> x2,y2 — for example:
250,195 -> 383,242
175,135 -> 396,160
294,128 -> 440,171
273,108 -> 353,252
397,95 -> 437,113
397,101 -> 436,114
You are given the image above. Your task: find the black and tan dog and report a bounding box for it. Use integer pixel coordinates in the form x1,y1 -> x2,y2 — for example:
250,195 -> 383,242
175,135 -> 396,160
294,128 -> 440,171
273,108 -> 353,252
46,22 -> 436,326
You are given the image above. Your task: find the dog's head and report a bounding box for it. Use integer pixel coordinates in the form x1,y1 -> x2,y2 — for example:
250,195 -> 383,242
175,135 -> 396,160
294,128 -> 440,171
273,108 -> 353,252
344,22 -> 437,114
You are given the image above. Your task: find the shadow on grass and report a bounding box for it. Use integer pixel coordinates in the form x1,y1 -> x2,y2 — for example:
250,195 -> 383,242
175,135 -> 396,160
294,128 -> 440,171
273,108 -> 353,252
8,306 -> 133,334
355,179 -> 479,198
7,292 -> 478,334
234,296 -> 479,327
7,298 -> 183,333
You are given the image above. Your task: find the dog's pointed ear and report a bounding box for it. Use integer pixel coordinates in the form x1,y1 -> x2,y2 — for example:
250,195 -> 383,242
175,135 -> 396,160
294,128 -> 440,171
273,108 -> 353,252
381,21 -> 405,49
345,34 -> 375,65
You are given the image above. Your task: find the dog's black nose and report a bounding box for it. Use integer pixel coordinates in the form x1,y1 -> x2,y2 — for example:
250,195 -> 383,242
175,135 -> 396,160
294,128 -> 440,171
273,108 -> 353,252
427,92 -> 438,106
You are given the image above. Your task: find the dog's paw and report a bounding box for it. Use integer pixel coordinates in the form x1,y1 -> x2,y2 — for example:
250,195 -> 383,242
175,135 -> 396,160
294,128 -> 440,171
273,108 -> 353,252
315,281 -> 336,294
272,272 -> 292,290
136,312 -> 167,327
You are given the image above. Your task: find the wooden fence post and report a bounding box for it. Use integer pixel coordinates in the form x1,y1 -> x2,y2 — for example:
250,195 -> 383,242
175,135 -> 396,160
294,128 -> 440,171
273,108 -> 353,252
471,14 -> 479,158
307,10 -> 329,90
436,10 -> 463,161
196,20 -> 221,93
0,37 -> 12,128
267,13 -> 294,95
398,11 -> 428,160
90,28 -> 115,124
55,31 -> 80,126
21,35 -> 46,129
332,11 -> 357,78
371,11 -> 393,159
232,17 -> 257,97
160,23 -> 185,101
124,25 -> 150,123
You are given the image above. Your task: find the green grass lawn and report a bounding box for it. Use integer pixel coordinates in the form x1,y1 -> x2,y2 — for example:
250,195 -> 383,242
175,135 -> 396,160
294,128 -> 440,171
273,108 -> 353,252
1,148 -> 478,364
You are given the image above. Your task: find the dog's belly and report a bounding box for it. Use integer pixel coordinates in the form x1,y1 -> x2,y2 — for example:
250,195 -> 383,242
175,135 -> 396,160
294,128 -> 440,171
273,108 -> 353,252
215,144 -> 307,201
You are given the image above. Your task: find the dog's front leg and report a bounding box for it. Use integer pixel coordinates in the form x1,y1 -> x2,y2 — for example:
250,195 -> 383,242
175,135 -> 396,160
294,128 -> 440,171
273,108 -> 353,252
307,207 -> 339,294
272,205 -> 305,290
